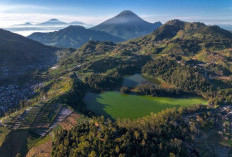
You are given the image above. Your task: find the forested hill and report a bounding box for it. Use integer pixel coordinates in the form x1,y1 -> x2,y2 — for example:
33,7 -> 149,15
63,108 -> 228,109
49,20 -> 232,156
0,29 -> 58,66
56,19 -> 232,99
65,19 -> 232,62
131,19 -> 232,56
28,25 -> 124,48
2,19 -> 232,157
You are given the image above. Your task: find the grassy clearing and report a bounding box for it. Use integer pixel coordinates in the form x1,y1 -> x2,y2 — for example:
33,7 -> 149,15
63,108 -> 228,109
84,91 -> 207,119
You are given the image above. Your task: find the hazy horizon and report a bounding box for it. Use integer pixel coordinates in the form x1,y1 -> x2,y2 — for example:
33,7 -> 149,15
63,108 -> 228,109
0,0 -> 232,36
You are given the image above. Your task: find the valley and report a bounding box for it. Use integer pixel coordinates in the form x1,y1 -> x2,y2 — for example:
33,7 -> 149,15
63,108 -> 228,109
0,9 -> 232,156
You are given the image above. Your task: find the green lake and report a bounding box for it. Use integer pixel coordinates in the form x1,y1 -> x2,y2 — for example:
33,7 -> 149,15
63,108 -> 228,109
84,91 -> 207,119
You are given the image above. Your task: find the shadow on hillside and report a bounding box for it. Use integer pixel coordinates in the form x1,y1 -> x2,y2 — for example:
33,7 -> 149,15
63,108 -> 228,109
84,92 -> 114,119
122,78 -> 138,88
0,129 -> 28,157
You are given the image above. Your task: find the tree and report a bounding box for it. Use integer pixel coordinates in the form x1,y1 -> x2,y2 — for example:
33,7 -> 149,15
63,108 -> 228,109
88,151 -> 97,157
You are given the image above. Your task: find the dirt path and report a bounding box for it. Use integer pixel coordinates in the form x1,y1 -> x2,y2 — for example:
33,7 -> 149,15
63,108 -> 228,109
59,113 -> 79,130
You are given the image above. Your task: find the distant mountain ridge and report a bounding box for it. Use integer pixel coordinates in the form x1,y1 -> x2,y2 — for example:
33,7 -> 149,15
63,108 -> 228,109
69,21 -> 85,25
5,18 -> 91,36
73,19 -> 232,59
116,19 -> 232,59
40,18 -> 67,25
27,10 -> 162,48
28,25 -> 124,48
91,10 -> 162,40
39,19 -> 86,26
20,22 -> 32,26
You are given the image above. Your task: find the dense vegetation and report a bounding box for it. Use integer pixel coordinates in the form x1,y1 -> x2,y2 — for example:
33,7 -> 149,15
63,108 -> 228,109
52,105 -> 218,157
142,59 -> 213,96
49,19 -> 232,156
2,19 -> 232,156
136,84 -> 193,97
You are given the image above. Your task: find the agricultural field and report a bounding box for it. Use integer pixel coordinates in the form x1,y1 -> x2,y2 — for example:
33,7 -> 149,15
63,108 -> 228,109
84,91 -> 207,119
0,102 -> 74,156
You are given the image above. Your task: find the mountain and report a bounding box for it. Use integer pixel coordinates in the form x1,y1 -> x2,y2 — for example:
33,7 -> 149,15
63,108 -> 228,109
6,19 -> 90,36
20,22 -> 32,26
0,29 -> 58,65
69,21 -> 93,28
0,29 -> 58,81
134,19 -> 232,56
69,21 -> 85,25
2,20 -> 232,157
40,18 -> 67,25
61,20 -> 232,69
60,20 -> 232,85
39,19 -> 87,26
154,21 -> 162,26
91,10 -> 162,40
28,25 -> 124,48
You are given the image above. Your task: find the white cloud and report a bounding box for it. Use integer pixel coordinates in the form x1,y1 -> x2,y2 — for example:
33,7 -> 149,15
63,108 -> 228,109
0,3 -> 231,36
141,14 -> 232,25
0,4 -> 112,28
0,13 -> 111,27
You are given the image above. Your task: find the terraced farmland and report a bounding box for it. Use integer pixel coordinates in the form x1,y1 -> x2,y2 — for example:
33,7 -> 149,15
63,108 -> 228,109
0,102 -> 74,156
31,103 -> 63,129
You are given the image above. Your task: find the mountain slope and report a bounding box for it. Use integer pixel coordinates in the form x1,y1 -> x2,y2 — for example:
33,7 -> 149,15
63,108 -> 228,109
0,29 -> 59,81
0,29 -> 57,65
130,19 -> 232,56
28,25 -> 124,48
3,20 -> 232,157
57,20 -> 232,92
60,20 -> 232,71
91,10 -> 162,40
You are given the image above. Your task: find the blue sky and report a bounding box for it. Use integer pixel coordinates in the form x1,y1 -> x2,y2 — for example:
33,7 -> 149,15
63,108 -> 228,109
0,0 -> 231,27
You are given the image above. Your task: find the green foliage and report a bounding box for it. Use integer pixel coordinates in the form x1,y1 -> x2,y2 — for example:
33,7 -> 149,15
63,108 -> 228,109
136,84 -> 194,97
52,106 -> 208,157
142,59 -> 213,96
